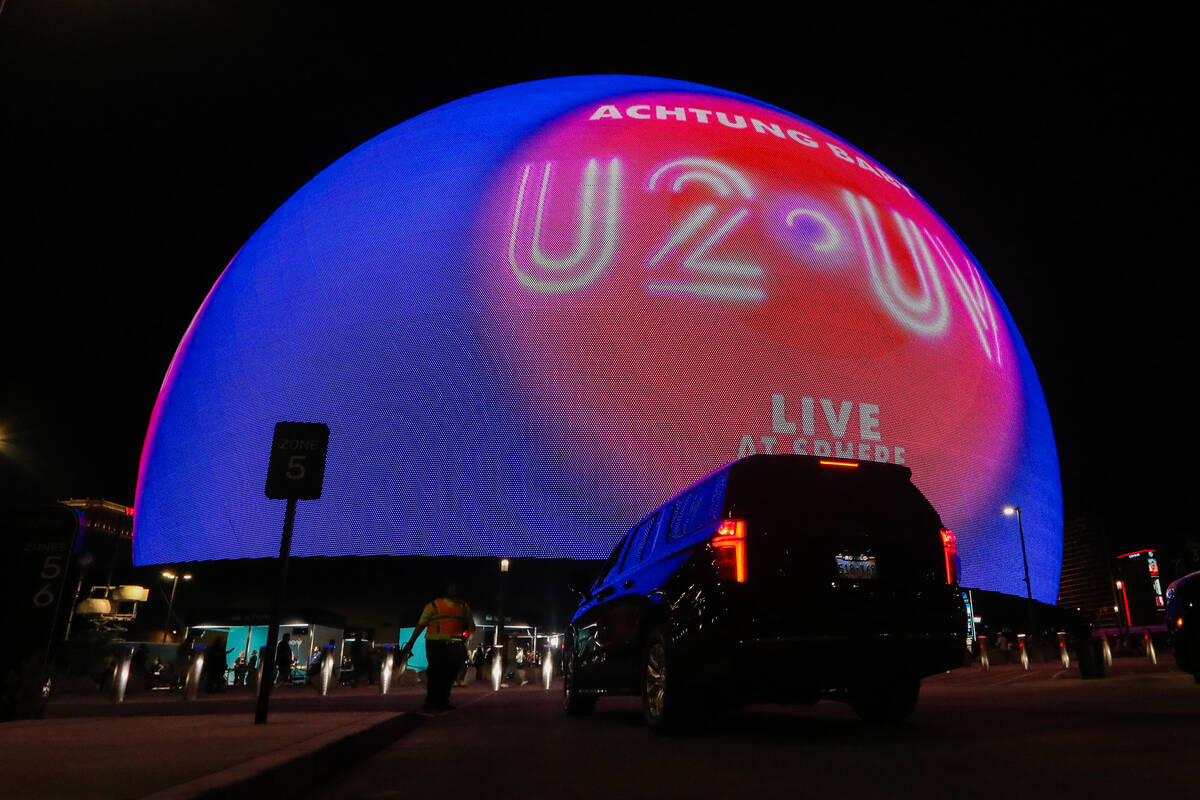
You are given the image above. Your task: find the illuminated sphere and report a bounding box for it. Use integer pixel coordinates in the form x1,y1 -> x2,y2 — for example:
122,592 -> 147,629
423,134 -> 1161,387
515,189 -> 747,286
135,76 -> 1061,601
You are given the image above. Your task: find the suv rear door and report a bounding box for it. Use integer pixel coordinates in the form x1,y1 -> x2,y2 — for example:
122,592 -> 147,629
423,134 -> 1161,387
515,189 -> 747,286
725,456 -> 950,639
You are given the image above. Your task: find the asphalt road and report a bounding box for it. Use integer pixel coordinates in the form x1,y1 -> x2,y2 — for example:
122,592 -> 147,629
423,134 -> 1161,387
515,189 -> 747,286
310,662 -> 1200,799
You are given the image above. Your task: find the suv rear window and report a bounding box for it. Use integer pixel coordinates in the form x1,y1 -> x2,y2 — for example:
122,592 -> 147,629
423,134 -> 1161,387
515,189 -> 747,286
726,460 -> 932,526
725,456 -> 941,581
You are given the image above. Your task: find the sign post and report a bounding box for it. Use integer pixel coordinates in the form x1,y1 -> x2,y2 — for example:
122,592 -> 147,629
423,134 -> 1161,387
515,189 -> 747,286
255,421 -> 329,725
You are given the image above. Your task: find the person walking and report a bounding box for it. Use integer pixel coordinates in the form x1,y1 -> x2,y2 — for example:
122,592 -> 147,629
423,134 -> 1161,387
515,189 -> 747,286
400,582 -> 475,712
233,655 -> 247,687
275,633 -> 294,686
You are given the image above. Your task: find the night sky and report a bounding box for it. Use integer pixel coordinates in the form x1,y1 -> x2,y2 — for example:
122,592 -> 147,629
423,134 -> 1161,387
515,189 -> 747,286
0,4 -> 1185,558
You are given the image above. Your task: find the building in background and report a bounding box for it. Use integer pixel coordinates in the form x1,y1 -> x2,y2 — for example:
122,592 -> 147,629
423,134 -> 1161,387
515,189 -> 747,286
1114,549 -> 1167,628
1058,517 -> 1119,627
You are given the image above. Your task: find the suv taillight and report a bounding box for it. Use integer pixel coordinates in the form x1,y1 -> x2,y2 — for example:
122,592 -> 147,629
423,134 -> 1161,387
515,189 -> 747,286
712,519 -> 747,583
941,528 -> 960,585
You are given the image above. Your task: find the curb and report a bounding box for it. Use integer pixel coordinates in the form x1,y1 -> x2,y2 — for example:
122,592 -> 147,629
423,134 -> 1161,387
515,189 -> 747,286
140,712 -> 423,799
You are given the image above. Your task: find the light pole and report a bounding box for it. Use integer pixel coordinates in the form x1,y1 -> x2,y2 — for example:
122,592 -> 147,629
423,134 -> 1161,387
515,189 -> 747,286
161,571 -> 192,643
496,558 -> 510,647
1003,506 -> 1036,640
1115,579 -> 1131,631
491,558 -> 511,691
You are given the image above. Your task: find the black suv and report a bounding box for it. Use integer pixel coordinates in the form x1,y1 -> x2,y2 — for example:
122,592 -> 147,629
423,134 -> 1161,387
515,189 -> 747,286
564,454 -> 967,730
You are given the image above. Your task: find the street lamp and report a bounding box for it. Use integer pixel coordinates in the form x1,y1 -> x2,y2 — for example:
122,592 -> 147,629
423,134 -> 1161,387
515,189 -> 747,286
1115,579 -> 1131,630
1002,506 -> 1036,640
490,558 -> 512,691
496,558 -> 510,647
161,571 -> 192,643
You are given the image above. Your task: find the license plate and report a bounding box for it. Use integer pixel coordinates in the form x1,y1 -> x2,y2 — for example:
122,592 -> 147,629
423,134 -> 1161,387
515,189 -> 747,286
835,553 -> 878,580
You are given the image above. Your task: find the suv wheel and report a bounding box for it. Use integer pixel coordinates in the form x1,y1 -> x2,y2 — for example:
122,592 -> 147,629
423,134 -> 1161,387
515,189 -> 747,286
850,675 -> 921,723
563,660 -> 596,715
643,626 -> 691,733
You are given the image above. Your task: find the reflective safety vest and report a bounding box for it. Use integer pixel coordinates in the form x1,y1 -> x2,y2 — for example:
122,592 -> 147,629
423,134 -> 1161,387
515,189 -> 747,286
422,597 -> 472,641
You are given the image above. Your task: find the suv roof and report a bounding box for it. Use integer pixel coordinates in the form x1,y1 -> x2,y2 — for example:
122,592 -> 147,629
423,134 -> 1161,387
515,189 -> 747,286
728,453 -> 913,480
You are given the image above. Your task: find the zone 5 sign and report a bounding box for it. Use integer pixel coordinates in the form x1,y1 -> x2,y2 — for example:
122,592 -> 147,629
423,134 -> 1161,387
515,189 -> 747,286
265,422 -> 330,500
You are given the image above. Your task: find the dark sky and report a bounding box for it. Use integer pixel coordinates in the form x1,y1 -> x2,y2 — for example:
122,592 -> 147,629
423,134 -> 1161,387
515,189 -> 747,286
0,4 -> 1184,554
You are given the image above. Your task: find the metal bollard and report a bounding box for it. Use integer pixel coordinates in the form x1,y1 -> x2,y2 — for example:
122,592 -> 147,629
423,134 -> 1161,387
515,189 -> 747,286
379,647 -> 395,695
1144,631 -> 1157,665
320,646 -> 335,696
1057,632 -> 1070,669
977,635 -> 989,671
248,659 -> 262,698
542,652 -> 553,691
1101,634 -> 1113,667
491,651 -> 502,692
111,646 -> 135,703
183,646 -> 205,701
1018,633 -> 1029,670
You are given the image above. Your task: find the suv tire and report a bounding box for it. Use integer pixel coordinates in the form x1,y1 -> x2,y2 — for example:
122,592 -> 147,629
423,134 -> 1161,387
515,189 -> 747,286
643,625 -> 693,733
850,675 -> 921,723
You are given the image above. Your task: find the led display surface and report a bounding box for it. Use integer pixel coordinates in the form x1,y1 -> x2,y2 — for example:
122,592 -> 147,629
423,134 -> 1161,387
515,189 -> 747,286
135,76 -> 1061,601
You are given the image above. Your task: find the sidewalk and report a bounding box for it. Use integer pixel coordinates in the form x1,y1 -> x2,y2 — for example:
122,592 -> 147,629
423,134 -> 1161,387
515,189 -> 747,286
925,652 -> 1178,687
921,653 -> 1199,714
1,680 -> 506,799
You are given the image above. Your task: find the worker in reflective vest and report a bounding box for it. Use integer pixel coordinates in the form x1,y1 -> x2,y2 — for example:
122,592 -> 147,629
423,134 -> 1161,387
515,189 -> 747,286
401,582 -> 475,712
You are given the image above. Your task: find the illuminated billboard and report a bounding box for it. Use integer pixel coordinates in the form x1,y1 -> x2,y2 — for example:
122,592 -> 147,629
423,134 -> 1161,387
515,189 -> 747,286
134,75 -> 1061,601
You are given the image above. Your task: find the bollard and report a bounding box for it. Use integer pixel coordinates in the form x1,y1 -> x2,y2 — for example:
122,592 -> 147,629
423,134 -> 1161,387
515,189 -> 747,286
1101,634 -> 1113,667
1058,632 -> 1070,669
1144,632 -> 1157,665
1079,636 -> 1106,679
111,646 -> 135,703
379,647 -> 395,695
542,652 -> 553,691
977,635 -> 989,671
183,646 -> 205,701
491,651 -> 502,692
1018,634 -> 1029,670
249,659 -> 263,698
320,646 -> 335,696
